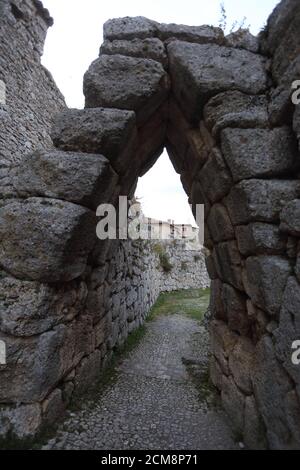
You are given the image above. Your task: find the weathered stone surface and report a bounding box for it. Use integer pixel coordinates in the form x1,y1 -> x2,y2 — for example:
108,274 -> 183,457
205,254 -> 218,280
0,404 -> 42,439
210,279 -> 225,320
197,149 -> 233,204
213,241 -> 243,291
222,283 -> 249,336
0,315 -> 93,402
252,335 -> 294,449
137,103 -> 167,175
293,105 -> 300,149
244,396 -> 267,450
274,276 -> 300,389
221,127 -> 297,183
0,198 -> 97,283
84,55 -> 170,125
221,375 -> 245,433
210,356 -> 223,391
100,38 -> 168,68
204,91 -> 269,138
210,320 -> 239,361
168,41 -> 267,121
51,107 -> 137,175
0,276 -> 87,337
103,17 -> 158,41
271,7 -> 300,82
226,29 -> 259,53
236,223 -> 287,256
42,388 -> 65,428
243,256 -> 291,316
260,0 -> 299,55
73,350 -> 102,397
283,390 -> 300,448
229,337 -> 254,394
157,23 -> 224,45
226,179 -> 300,225
186,129 -> 209,173
280,199 -> 300,236
14,149 -> 118,210
207,203 -> 234,243
268,84 -> 294,126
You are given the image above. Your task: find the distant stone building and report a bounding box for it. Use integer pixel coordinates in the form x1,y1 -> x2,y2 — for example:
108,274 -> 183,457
130,199 -> 201,248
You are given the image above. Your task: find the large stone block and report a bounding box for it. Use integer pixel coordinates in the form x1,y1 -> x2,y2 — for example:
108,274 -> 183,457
100,38 -> 168,68
157,23 -> 224,45
168,41 -> 267,122
210,279 -> 225,320
293,105 -> 300,150
221,127 -> 297,182
14,150 -> 118,210
0,276 -> 87,337
213,240 -> 243,291
243,396 -> 267,450
84,55 -> 170,125
210,356 -> 223,391
225,29 -> 259,53
271,7 -> 300,82
0,198 -> 97,283
103,17 -> 158,41
243,256 -> 291,316
51,107 -> 137,175
186,129 -> 209,173
73,350 -> 102,397
207,203 -> 235,243
222,283 -> 250,336
0,404 -> 42,439
280,199 -> 300,236
252,335 -> 294,449
221,375 -> 245,434
274,276 -> 300,389
204,91 -> 268,138
225,179 -> 300,225
228,337 -> 254,395
236,223 -> 287,256
210,320 -> 239,372
197,149 -> 233,204
137,103 -> 167,175
260,0 -> 299,55
0,314 -> 93,403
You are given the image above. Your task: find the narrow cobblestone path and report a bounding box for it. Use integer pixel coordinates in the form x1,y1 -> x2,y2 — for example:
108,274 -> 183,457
44,313 -> 237,450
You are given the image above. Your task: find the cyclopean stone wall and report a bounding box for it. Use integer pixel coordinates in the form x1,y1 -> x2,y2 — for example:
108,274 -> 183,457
0,0 -> 300,449
0,236 -> 208,441
0,0 -> 65,203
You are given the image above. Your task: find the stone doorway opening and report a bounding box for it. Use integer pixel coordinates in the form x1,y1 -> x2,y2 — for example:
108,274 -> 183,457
1,1 -> 300,450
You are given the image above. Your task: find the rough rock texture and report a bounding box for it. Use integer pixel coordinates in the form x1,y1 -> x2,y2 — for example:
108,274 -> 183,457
1,0 -> 300,450
0,198 -> 97,282
204,91 -> 269,138
100,38 -> 168,68
51,108 -> 137,175
14,150 -> 118,210
221,127 -> 297,182
83,55 -> 170,125
0,0 -> 65,201
168,41 -> 268,121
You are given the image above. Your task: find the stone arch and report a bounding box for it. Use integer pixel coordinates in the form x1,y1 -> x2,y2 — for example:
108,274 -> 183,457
0,0 -> 300,450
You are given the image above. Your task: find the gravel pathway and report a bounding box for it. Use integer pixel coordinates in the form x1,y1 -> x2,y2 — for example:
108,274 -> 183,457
43,314 -> 237,450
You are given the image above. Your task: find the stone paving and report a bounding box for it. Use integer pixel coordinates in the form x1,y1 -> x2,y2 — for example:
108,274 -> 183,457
43,314 -> 238,450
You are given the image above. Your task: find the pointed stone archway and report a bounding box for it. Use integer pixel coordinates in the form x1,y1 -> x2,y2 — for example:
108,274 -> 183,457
0,0 -> 300,449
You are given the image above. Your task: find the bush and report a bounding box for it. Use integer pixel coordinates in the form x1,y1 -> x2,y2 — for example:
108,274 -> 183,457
152,243 -> 173,273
